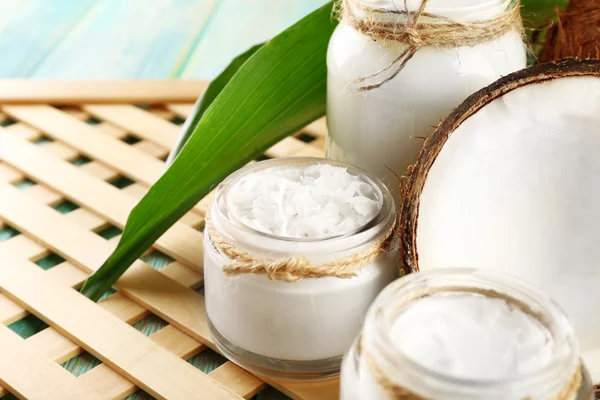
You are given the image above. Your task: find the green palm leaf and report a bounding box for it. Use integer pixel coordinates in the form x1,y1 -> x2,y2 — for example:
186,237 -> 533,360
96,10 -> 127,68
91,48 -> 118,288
81,2 -> 338,300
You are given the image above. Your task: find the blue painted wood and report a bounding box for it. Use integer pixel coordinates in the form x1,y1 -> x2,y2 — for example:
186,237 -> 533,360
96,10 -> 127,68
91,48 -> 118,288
181,0 -> 329,78
0,0 -> 328,80
31,0 -> 219,79
0,0 -> 97,77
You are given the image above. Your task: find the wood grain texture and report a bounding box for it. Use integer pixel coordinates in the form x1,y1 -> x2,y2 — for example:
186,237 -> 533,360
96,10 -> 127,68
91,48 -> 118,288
0,75 -> 336,399
3,105 -> 164,185
0,257 -> 242,400
0,181 -> 266,398
0,160 -> 339,400
0,80 -> 206,104
30,0 -> 219,79
180,0 -> 329,78
0,325 -> 104,400
0,0 -> 97,78
0,0 -> 327,80
0,111 -> 338,400
0,133 -> 204,272
83,104 -> 181,149
2,105 -> 208,216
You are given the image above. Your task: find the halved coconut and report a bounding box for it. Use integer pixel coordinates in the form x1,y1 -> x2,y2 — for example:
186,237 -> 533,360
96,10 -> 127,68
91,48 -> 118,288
400,59 -> 600,362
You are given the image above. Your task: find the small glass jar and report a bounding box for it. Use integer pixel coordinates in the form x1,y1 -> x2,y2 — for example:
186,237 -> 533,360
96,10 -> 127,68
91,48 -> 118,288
326,0 -> 527,201
204,157 -> 398,380
341,268 -> 594,399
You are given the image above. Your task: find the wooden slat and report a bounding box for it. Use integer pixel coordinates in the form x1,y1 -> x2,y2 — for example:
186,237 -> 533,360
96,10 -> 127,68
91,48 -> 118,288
303,117 -> 328,139
78,325 -> 203,400
265,137 -> 309,158
146,107 -> 176,121
166,103 -> 194,118
0,166 -> 338,400
3,122 -> 43,141
3,105 -> 164,186
0,163 -> 22,183
0,92 -> 338,399
0,258 -> 241,400
0,241 -> 237,400
210,363 -> 265,399
0,80 -> 206,104
0,181 -> 264,395
79,326 -> 263,400
0,133 -> 203,271
0,325 -> 104,400
0,259 -> 248,399
0,130 -> 202,230
83,104 -> 180,149
2,105 -> 207,215
0,233 -> 47,262
0,182 -> 213,343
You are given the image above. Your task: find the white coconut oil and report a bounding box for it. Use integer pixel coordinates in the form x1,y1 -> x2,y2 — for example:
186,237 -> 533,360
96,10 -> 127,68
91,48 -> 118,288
326,0 -> 527,201
341,269 -> 594,399
204,158 -> 398,379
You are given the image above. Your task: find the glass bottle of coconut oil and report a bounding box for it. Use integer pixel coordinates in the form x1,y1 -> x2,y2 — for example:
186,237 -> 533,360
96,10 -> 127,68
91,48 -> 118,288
326,0 -> 527,201
341,269 -> 594,399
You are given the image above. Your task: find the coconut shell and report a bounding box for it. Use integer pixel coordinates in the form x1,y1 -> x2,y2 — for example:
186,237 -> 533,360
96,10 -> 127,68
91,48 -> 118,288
538,0 -> 600,62
399,58 -> 600,275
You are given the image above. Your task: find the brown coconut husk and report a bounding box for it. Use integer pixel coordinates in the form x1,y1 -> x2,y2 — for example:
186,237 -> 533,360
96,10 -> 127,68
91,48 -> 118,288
399,58 -> 600,275
538,0 -> 600,62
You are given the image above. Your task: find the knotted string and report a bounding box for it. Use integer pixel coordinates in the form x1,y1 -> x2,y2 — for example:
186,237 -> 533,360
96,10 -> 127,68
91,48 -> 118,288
335,0 -> 523,92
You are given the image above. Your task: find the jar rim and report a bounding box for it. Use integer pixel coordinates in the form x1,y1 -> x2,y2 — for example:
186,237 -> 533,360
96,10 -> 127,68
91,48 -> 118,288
213,157 -> 395,244
363,268 -> 579,398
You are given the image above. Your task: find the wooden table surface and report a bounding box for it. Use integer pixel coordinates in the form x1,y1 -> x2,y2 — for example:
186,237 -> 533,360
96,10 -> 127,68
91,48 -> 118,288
0,0 -> 327,79
0,1 -> 328,400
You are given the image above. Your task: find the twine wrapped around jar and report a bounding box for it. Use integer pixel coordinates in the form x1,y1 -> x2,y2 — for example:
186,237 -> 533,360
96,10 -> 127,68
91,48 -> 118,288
334,0 -> 524,92
205,211 -> 397,282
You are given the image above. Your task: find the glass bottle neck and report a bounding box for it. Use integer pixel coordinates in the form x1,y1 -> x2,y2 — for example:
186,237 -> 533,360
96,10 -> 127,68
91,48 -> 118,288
351,0 -> 512,21
361,269 -> 580,399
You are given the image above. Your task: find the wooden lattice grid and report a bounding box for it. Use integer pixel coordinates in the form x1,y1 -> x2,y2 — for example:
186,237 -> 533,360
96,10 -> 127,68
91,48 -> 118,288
0,81 -> 338,400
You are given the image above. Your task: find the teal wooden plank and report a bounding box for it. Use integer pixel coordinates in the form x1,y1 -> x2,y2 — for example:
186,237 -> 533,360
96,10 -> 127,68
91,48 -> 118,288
0,0 -> 97,77
32,0 -> 218,79
180,0 -> 328,79
138,0 -> 218,78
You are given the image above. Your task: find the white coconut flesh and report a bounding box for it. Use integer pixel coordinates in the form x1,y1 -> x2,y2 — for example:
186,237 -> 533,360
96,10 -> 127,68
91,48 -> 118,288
413,75 -> 600,366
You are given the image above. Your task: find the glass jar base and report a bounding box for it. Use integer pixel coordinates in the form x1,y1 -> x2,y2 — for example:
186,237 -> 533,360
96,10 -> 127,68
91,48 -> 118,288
208,318 -> 342,381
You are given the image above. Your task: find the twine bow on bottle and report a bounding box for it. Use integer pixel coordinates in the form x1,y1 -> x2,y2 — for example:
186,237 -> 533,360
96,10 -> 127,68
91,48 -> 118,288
336,0 -> 524,92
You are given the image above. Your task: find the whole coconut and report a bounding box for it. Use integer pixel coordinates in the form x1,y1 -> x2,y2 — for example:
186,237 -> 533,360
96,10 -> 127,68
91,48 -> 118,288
539,0 -> 600,62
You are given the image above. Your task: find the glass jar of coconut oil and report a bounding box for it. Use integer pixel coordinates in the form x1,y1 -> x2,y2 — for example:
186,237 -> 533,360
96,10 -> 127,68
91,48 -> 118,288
204,157 -> 398,379
341,268 -> 594,399
327,0 -> 527,200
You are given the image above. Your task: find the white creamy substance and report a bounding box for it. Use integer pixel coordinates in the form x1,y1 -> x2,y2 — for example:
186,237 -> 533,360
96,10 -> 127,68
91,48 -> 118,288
390,294 -> 554,379
205,163 -> 398,365
326,0 -> 527,201
226,164 -> 380,238
341,292 -> 559,400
